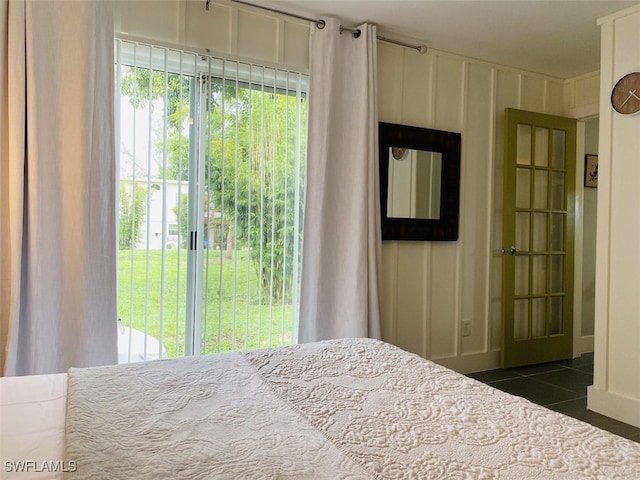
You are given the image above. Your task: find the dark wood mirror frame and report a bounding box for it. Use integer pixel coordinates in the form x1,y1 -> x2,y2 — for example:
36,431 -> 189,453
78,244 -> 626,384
379,122 -> 461,241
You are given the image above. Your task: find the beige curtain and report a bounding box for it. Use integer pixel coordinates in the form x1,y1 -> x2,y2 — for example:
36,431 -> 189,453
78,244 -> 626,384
299,18 -> 382,342
0,0 -> 117,375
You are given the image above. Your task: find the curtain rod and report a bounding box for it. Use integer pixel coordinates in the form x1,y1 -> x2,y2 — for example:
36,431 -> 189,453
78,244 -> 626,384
205,0 -> 427,54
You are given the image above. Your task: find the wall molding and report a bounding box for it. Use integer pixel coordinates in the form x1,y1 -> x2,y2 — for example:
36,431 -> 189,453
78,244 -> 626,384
578,335 -> 594,355
588,386 -> 640,428
433,350 -> 501,374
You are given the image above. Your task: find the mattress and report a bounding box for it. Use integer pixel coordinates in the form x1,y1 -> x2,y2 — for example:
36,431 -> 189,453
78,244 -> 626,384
60,338 -> 640,479
0,373 -> 67,479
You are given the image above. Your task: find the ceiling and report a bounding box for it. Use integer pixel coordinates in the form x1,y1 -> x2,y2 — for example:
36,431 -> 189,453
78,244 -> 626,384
256,0 -> 639,78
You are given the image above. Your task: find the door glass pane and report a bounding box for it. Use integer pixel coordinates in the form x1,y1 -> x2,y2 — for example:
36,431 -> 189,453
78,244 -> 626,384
533,213 -> 547,252
532,255 -> 547,294
517,124 -> 532,165
514,299 -> 529,340
550,297 -> 563,335
550,255 -> 564,293
534,170 -> 548,209
550,213 -> 564,251
516,168 -> 531,208
532,298 -> 547,337
535,127 -> 549,167
516,212 -> 530,251
551,129 -> 566,169
515,256 -> 529,296
551,171 -> 565,210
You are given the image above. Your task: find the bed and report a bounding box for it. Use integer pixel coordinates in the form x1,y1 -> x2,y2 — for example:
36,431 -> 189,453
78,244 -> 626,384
2,338 -> 639,479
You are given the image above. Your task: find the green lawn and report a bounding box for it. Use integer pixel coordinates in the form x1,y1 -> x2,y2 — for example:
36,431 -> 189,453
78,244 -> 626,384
118,249 -> 295,358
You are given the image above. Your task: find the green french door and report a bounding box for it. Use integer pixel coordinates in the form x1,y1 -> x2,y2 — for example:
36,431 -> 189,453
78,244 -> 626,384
501,108 -> 577,368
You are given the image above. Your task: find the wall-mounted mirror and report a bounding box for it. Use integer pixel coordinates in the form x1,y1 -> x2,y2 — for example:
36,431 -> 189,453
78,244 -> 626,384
379,122 -> 461,241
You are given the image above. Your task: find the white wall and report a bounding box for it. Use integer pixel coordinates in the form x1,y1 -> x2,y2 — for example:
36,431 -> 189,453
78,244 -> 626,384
564,71 -> 600,119
115,0 -> 597,373
115,0 -> 309,72
589,4 -> 640,428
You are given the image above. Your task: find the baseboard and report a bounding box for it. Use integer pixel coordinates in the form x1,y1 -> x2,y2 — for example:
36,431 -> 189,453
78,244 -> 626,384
587,386 -> 640,428
432,343 -> 595,375
432,351 -> 501,374
577,335 -> 594,355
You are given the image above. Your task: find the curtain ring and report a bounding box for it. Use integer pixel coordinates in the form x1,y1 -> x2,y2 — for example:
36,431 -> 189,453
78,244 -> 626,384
339,25 -> 361,39
316,19 -> 326,29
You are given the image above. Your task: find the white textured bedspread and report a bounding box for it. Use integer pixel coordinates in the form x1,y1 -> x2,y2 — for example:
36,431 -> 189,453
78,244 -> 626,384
65,338 -> 640,479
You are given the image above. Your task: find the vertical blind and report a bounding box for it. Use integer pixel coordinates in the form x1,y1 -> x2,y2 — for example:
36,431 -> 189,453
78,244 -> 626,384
115,38 -> 307,362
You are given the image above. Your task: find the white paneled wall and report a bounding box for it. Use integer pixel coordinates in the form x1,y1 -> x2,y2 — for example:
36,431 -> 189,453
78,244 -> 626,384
117,0 -> 590,373
378,45 -> 566,371
115,0 -> 309,71
589,4 -> 640,428
564,72 -> 601,118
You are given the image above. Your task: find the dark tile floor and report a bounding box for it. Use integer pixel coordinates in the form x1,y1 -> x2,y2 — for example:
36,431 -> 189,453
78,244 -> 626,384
467,353 -> 640,443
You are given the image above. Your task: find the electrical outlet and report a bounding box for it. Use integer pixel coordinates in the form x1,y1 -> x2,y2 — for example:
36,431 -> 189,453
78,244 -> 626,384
462,321 -> 472,337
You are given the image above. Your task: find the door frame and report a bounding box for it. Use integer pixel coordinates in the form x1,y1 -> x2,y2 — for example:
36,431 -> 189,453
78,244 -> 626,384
572,116 -> 599,357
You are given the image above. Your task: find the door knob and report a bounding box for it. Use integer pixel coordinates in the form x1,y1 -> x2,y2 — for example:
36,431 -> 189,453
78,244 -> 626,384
501,246 -> 520,255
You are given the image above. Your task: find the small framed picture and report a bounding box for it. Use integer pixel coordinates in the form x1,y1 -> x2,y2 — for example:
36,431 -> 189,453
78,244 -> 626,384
585,154 -> 598,188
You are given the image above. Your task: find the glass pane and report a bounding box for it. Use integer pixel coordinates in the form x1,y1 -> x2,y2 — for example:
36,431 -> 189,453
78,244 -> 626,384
117,41 -> 307,360
550,297 -> 563,335
532,255 -> 547,294
117,53 -> 193,362
532,298 -> 547,337
533,213 -> 548,252
516,212 -> 530,251
550,255 -> 564,293
551,171 -> 565,210
551,129 -> 566,169
515,256 -> 529,296
514,299 -> 529,340
535,127 -> 549,167
534,170 -> 548,209
516,168 -> 531,209
517,124 -> 532,165
550,213 -> 564,251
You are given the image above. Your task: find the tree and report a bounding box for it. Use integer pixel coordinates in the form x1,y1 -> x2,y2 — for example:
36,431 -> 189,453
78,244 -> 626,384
119,183 -> 147,249
172,193 -> 189,247
120,67 -> 307,303
120,65 -> 192,181
120,66 -> 190,132
203,83 -> 306,303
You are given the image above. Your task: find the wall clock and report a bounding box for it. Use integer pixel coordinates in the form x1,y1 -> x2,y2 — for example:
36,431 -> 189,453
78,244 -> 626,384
610,72 -> 640,115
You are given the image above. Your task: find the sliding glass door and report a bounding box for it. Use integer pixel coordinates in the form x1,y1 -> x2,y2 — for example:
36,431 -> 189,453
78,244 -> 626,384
115,39 -> 307,362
